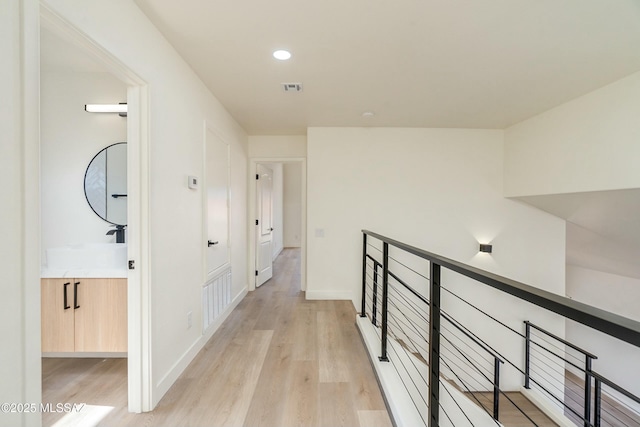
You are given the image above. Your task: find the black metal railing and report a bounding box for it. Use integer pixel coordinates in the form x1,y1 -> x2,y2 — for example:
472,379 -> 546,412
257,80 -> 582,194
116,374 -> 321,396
360,230 -> 640,427
525,322 -> 640,427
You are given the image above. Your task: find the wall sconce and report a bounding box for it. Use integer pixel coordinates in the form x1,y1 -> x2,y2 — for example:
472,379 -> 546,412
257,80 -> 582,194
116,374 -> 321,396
479,243 -> 493,253
85,103 -> 127,117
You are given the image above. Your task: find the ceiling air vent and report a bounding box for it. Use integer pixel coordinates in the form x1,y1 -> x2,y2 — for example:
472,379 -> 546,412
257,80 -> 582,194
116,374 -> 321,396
282,82 -> 303,92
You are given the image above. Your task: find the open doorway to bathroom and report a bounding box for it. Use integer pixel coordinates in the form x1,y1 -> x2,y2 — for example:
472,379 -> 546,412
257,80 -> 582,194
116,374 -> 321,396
39,7 -> 151,421
39,24 -> 129,426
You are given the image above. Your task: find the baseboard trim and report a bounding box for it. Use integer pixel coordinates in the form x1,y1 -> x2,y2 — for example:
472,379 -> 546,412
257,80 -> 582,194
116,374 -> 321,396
202,287 -> 248,343
272,246 -> 283,261
521,387 -> 575,427
305,290 -> 353,300
42,352 -> 127,358
153,286 -> 248,407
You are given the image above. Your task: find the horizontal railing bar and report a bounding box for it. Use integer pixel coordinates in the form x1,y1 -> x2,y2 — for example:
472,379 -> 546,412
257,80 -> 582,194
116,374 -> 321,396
363,230 -> 640,348
525,321 -> 598,359
388,270 -> 429,305
529,329 -> 586,365
442,312 -> 504,363
529,339 -> 587,372
365,253 -> 382,267
592,370 -> 640,405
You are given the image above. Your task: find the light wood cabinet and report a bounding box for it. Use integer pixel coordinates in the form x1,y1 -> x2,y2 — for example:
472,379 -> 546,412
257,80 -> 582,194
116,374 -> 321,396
41,278 -> 127,353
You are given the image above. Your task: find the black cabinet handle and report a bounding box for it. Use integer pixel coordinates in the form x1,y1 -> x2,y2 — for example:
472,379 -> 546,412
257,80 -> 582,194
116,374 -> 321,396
74,281 -> 80,309
208,240 -> 219,247
63,282 -> 70,310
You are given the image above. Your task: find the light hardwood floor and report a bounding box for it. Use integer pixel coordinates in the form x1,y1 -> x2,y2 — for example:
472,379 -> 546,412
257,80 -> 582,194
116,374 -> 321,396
42,249 -> 392,427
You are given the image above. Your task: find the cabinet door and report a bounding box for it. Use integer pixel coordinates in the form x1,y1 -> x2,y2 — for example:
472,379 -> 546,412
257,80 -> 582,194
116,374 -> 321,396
41,279 -> 75,352
74,278 -> 128,352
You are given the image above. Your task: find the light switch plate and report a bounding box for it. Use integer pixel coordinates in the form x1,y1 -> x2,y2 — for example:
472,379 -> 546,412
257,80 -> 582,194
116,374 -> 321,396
188,175 -> 198,189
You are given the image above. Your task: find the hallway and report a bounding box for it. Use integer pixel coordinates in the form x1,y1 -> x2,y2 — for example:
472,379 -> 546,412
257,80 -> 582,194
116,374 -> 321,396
42,249 -> 392,427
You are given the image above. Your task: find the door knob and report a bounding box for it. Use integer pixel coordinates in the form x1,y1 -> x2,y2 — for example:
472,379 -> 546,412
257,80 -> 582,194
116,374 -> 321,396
208,240 -> 219,247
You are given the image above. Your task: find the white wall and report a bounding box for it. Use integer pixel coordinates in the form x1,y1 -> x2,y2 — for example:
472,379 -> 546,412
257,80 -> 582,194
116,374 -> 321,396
42,0 -> 249,408
41,71 -> 127,262
307,127 -> 566,299
283,162 -> 302,247
0,0 -> 41,426
306,127 -> 567,390
248,135 -> 307,158
504,71 -> 640,197
566,264 -> 640,398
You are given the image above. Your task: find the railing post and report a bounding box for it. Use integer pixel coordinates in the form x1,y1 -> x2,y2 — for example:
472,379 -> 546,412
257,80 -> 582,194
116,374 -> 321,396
493,357 -> 501,421
360,233 -> 367,318
428,262 -> 441,427
594,377 -> 601,427
584,356 -> 594,427
372,263 -> 379,326
379,242 -> 389,362
524,321 -> 531,389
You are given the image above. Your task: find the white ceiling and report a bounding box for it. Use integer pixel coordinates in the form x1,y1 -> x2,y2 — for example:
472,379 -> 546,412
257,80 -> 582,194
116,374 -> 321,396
133,0 -> 640,135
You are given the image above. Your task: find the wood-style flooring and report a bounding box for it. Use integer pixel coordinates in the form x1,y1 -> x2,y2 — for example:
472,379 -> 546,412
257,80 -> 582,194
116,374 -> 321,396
472,391 -> 557,427
42,249 -> 392,427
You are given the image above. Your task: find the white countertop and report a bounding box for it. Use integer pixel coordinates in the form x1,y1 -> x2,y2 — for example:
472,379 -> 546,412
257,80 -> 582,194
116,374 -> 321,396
41,268 -> 128,279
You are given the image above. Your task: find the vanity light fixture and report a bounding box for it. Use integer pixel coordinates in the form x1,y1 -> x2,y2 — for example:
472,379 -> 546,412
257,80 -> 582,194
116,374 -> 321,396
85,103 -> 128,117
273,49 -> 292,60
479,243 -> 493,253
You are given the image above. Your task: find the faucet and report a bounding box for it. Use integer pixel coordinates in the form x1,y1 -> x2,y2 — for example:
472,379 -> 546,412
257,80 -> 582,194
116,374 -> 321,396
106,225 -> 126,243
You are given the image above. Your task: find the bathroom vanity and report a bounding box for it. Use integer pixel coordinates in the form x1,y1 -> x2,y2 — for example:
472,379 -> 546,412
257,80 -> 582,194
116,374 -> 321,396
41,243 -> 128,355
41,277 -> 127,353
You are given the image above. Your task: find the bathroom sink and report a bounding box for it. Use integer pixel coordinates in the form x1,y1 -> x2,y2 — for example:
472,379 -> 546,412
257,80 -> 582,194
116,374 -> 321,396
46,243 -> 127,270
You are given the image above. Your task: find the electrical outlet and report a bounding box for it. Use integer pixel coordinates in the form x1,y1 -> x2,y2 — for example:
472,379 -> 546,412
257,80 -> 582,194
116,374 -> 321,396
187,311 -> 193,329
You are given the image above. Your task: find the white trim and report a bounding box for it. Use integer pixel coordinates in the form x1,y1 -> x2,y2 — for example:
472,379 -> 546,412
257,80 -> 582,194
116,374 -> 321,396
201,287 -> 248,342
42,352 -> 127,358
272,246 -> 284,261
249,157 -> 307,292
127,84 -> 153,413
357,316 -> 423,427
18,2 -> 42,425
521,387 -> 575,427
154,287 -> 248,404
39,5 -> 153,413
305,290 -> 354,300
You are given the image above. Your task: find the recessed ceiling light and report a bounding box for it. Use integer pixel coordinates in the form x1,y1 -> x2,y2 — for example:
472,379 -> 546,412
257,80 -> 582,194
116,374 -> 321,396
362,111 -> 375,118
273,50 -> 292,60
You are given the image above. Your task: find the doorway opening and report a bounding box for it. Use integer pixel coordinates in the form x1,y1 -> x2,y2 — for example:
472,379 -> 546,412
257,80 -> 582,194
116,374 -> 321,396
39,5 -> 151,418
250,159 -> 306,294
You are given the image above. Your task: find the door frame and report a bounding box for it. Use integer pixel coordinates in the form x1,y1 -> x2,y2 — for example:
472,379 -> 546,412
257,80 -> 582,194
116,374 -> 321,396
40,5 -> 153,412
248,158 -> 307,292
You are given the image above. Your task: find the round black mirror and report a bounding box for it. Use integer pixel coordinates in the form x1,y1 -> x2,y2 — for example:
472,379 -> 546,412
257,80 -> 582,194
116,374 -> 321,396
84,142 -> 127,226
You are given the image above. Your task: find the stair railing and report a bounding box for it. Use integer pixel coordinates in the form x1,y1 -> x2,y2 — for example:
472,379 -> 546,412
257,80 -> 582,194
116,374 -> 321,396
361,230 -> 640,427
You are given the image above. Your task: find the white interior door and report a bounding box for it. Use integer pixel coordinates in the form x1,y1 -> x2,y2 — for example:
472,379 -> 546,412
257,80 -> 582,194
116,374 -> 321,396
206,128 -> 230,279
256,164 -> 273,287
